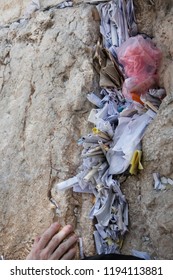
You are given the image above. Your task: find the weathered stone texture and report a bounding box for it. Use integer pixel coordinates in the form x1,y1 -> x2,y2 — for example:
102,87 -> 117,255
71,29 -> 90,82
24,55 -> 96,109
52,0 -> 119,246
0,1 -> 65,24
0,4 -> 99,259
122,0 -> 173,259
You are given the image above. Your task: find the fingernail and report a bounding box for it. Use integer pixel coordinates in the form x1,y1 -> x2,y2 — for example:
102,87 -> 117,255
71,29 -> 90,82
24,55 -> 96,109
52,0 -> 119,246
53,222 -> 60,228
74,234 -> 78,241
67,224 -> 73,231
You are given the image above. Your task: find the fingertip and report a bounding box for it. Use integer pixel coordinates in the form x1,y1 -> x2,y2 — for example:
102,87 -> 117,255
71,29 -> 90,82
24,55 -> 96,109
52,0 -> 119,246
63,224 -> 73,233
49,223 -> 61,234
73,234 -> 78,241
52,222 -> 61,229
67,224 -> 73,230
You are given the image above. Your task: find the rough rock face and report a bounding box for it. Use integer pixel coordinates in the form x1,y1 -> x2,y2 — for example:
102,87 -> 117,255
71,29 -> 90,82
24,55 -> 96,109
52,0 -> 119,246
121,0 -> 173,259
0,3 -> 99,259
0,0 -> 173,260
0,1 -> 64,24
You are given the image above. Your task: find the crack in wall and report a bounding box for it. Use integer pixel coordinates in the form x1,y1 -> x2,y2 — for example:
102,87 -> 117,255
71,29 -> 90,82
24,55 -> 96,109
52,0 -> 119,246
21,67 -> 35,149
0,49 -> 12,97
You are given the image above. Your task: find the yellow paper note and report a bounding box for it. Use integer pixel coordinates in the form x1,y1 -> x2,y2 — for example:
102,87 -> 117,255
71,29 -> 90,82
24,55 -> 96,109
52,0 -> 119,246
129,150 -> 143,175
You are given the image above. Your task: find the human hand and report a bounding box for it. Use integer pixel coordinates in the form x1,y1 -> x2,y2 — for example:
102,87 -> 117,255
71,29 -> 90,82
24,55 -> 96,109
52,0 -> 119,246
26,222 -> 78,260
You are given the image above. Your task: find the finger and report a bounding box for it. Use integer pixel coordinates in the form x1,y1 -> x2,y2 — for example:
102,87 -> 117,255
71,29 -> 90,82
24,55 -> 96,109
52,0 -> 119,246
49,234 -> 78,260
46,224 -> 74,254
34,236 -> 41,244
38,222 -> 61,249
61,247 -> 77,260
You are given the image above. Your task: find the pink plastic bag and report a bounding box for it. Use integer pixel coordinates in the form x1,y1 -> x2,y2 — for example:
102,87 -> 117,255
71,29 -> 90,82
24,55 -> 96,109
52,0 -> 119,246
117,35 -> 162,99
122,75 -> 158,98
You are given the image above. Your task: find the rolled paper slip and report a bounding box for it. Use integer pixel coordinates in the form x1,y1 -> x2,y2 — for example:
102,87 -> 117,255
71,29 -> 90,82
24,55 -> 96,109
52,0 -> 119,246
92,127 -> 110,140
81,151 -> 104,158
79,238 -> 84,259
144,101 -> 159,113
82,135 -> 108,143
87,146 -> 102,153
84,163 -> 103,182
56,176 -> 78,191
98,141 -> 109,156
129,150 -> 143,175
87,92 -> 103,108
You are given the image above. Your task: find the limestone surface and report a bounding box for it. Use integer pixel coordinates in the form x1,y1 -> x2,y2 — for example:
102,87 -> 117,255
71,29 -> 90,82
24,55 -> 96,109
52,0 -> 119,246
0,4 -> 99,259
121,0 -> 173,260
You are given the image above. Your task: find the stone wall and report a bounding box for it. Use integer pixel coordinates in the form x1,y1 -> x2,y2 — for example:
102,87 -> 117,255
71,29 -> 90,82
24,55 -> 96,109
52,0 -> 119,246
0,1 -> 65,24
121,0 -> 173,259
0,2 -> 99,259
